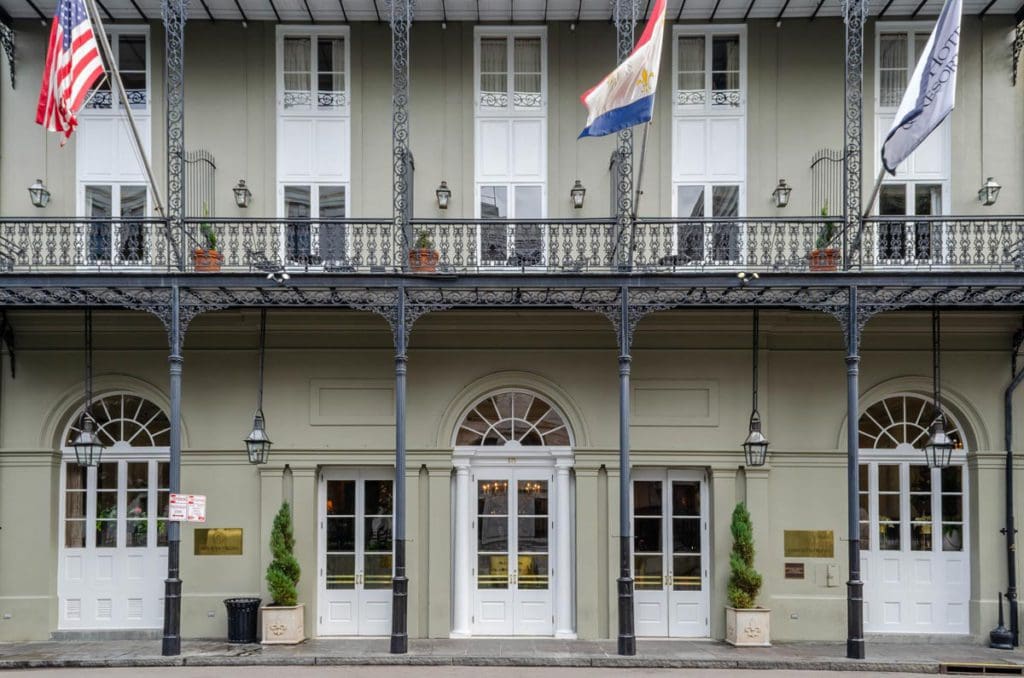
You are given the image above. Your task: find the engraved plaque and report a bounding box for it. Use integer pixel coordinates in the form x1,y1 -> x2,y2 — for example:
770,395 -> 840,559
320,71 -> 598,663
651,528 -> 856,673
194,528 -> 243,556
785,562 -> 805,579
783,530 -> 834,558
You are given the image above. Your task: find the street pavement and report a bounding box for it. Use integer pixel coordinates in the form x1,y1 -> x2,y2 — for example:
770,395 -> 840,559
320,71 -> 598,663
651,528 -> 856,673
0,668 -> 929,677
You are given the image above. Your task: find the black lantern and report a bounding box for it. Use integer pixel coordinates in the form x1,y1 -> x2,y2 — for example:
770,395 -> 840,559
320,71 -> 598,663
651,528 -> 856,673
570,179 -> 586,209
771,179 -> 791,208
978,177 -> 1001,207
923,309 -> 954,468
435,181 -> 451,210
29,179 -> 51,208
244,309 -> 272,464
742,308 -> 769,467
70,309 -> 104,467
233,179 -> 252,209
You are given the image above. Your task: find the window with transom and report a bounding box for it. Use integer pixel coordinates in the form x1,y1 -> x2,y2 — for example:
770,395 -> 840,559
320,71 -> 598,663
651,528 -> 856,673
65,393 -> 170,448
456,391 -> 570,447
280,31 -> 348,111
674,30 -> 743,111
476,31 -> 545,112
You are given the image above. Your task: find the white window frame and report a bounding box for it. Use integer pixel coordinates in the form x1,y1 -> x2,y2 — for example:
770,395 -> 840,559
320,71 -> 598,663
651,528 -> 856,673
275,25 -> 352,115
671,25 -> 747,116
81,26 -> 151,115
473,26 -> 548,117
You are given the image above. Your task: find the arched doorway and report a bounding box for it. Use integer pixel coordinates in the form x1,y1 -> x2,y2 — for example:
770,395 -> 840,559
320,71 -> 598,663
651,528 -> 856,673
858,393 -> 970,634
450,390 -> 575,638
58,393 -> 170,630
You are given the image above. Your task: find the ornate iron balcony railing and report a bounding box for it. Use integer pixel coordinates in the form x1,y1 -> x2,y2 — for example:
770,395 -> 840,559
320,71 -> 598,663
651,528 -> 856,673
1,216 -> 1024,274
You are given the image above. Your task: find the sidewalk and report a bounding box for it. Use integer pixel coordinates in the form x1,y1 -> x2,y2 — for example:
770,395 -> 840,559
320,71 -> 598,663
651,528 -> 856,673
0,638 -> 1023,673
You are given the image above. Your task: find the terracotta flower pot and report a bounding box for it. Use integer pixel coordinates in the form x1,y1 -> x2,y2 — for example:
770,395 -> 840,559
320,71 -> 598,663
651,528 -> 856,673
193,248 -> 224,272
408,248 -> 439,273
808,247 -> 838,272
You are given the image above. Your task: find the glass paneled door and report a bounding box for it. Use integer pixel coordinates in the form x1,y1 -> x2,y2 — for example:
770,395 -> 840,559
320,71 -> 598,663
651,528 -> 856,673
318,469 -> 394,636
473,470 -> 553,635
632,469 -> 709,637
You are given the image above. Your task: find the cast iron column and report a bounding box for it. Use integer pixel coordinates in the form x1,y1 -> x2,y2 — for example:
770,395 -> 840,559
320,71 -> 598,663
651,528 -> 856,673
613,0 -> 635,270
1002,338 -> 1023,646
842,0 -> 865,271
845,286 -> 865,659
162,284 -> 183,656
390,286 -> 409,653
391,0 -> 413,262
617,287 -> 636,655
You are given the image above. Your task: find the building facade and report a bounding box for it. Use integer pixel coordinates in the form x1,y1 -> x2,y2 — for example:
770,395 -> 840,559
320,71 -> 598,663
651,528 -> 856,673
0,0 -> 1022,649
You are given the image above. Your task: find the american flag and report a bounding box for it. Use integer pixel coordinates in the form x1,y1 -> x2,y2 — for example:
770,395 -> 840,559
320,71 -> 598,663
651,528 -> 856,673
35,0 -> 105,143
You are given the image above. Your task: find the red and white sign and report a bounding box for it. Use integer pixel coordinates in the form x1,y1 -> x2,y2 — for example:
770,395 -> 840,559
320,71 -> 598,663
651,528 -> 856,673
168,493 -> 207,523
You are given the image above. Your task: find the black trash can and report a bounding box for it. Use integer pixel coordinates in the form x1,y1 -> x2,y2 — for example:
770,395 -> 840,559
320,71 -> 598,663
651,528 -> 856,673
224,597 -> 262,643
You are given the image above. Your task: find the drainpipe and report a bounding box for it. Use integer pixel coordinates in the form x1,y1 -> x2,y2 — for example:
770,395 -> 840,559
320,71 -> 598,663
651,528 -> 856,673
1000,324 -> 1023,647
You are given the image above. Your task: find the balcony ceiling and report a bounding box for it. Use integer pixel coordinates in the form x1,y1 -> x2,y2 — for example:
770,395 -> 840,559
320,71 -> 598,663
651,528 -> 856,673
1,0 -> 1019,23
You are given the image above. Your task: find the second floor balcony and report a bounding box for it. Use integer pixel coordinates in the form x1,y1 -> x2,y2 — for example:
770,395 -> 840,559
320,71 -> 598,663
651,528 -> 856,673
2,215 -> 1023,275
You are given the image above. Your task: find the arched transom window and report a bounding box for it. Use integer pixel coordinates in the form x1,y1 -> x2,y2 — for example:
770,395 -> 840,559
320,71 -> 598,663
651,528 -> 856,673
64,394 -> 170,448
858,394 -> 963,450
456,391 -> 570,447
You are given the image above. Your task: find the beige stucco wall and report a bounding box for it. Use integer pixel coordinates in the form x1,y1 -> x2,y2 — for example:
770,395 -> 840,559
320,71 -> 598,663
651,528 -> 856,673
0,308 -> 1022,642
1,17 -> 1021,217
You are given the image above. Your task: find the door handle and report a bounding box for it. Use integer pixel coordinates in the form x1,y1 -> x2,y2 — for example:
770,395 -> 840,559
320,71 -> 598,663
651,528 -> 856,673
664,574 -> 672,588
510,571 -> 517,586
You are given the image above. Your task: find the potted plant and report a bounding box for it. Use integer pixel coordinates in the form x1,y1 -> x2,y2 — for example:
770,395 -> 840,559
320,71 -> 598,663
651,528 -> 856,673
261,502 -> 304,644
808,203 -> 839,272
408,228 -> 439,273
725,502 -> 770,646
193,207 -> 223,272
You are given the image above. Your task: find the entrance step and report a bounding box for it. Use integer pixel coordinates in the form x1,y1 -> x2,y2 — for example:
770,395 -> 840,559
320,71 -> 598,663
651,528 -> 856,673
50,629 -> 161,641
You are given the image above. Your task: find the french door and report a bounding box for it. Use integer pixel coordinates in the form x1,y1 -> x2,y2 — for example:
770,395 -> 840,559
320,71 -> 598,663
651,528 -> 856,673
83,184 -> 150,265
281,184 -> 348,268
58,458 -> 169,629
877,182 -> 944,264
318,468 -> 393,636
473,469 -> 553,635
632,469 -> 709,637
477,184 -> 546,267
859,460 -> 969,633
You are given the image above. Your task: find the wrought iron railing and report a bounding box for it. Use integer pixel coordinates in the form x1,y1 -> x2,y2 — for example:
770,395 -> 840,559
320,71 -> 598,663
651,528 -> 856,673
2,216 -> 1024,274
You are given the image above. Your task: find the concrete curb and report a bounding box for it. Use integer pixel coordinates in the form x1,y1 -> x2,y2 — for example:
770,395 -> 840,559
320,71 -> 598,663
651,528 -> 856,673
0,655 -> 951,672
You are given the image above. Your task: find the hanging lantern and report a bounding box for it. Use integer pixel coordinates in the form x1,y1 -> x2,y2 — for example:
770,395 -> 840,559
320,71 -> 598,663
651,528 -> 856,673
71,413 -> 105,467
925,309 -> 953,469
244,309 -> 271,464
742,309 -> 769,467
978,177 -> 1001,207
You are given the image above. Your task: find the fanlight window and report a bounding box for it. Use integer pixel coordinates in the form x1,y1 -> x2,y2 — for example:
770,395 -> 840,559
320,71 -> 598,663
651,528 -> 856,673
457,391 -> 569,447
859,394 -> 963,450
65,394 -> 170,448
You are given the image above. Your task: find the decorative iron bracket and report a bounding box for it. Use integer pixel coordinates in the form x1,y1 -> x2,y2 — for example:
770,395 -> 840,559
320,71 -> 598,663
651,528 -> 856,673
0,21 -> 14,89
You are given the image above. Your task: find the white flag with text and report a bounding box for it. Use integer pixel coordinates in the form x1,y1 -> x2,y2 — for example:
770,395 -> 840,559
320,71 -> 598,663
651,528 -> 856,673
881,0 -> 962,174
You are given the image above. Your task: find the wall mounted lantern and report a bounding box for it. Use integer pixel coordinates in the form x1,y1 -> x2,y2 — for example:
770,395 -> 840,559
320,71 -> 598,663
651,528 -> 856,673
244,309 -> 272,465
70,309 -> 105,467
570,179 -> 586,210
233,179 -> 252,209
771,179 -> 791,209
436,181 -> 452,210
28,179 -> 51,208
978,177 -> 1001,207
742,309 -> 769,467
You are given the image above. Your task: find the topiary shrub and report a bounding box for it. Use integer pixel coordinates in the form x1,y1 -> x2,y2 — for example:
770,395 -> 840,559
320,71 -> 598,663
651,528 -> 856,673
266,503 -> 301,607
727,502 -> 762,609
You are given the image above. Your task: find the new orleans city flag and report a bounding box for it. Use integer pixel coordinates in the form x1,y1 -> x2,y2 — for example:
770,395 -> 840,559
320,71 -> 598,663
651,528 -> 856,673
578,0 -> 666,138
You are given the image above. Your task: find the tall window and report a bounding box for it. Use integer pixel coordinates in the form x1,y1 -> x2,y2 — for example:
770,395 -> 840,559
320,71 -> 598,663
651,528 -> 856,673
282,184 -> 347,266
675,33 -> 742,111
84,184 -> 148,263
86,32 -> 149,111
478,35 -> 543,111
282,35 -> 347,110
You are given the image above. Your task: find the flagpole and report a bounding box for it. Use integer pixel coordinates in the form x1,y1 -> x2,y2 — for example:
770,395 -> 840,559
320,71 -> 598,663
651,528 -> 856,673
83,0 -> 167,219
628,122 -> 651,269
862,166 -> 886,218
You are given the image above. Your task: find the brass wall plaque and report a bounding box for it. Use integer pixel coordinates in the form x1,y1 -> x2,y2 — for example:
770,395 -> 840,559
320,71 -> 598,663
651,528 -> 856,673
785,562 -> 805,579
194,528 -> 243,556
783,530 -> 834,558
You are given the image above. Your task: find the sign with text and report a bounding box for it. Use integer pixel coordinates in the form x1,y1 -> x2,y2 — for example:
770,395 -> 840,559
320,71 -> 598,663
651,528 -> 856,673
169,493 -> 207,523
783,530 -> 834,558
194,528 -> 242,555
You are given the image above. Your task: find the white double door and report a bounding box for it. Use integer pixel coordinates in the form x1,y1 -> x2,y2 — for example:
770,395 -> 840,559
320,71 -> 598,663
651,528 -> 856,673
632,469 -> 710,638
317,468 -> 394,636
473,468 -> 554,636
58,457 -> 168,629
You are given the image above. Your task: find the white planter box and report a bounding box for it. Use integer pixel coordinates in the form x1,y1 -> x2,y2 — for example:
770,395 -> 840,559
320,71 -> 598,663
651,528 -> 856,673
261,604 -> 305,645
725,607 -> 770,647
